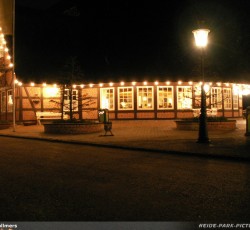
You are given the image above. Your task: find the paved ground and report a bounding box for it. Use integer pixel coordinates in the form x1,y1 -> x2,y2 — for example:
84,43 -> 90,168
0,118 -> 250,161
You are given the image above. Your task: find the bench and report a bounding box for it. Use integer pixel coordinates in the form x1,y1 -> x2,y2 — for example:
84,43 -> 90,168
193,108 -> 218,118
36,112 -> 69,125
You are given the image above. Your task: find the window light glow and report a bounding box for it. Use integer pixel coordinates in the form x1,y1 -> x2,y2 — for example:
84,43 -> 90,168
44,87 -> 59,97
204,84 -> 210,93
233,85 -> 240,95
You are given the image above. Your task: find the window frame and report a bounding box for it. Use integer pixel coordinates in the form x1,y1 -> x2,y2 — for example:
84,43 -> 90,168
63,89 -> 79,112
100,87 -> 115,111
157,86 -> 174,110
233,94 -> 239,110
118,87 -> 134,110
211,87 -> 222,109
176,86 -> 193,110
223,88 -> 232,110
7,89 -> 13,112
137,86 -> 154,110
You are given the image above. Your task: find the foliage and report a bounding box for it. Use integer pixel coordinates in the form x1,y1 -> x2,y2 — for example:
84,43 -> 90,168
50,56 -> 96,120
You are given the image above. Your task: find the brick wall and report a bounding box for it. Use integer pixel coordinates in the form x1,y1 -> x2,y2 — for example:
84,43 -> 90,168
44,123 -> 103,134
137,112 -> 155,119
117,113 -> 135,119
176,111 -> 193,119
157,112 -> 175,119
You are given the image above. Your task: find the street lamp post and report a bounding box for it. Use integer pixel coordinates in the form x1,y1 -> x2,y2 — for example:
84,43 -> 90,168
192,28 -> 210,143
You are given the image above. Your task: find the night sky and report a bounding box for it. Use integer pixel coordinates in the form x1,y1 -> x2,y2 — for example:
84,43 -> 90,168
14,0 -> 250,84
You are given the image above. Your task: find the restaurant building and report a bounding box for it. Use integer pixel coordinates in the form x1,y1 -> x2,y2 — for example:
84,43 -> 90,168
1,76 -> 250,123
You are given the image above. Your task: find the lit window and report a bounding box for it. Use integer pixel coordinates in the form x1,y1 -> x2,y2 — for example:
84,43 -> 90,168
177,86 -> 192,109
193,84 -> 201,108
7,90 -> 13,112
157,86 -> 173,109
223,88 -> 232,110
137,86 -> 154,110
63,89 -> 78,112
233,94 -> 239,110
211,87 -> 222,109
43,87 -> 60,97
193,84 -> 210,108
118,87 -> 134,110
100,88 -> 114,110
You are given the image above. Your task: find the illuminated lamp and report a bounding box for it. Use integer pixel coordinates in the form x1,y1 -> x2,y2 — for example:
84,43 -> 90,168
193,27 -> 210,143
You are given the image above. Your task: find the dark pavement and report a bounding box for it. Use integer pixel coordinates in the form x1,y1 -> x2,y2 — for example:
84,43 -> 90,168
0,118 -> 250,162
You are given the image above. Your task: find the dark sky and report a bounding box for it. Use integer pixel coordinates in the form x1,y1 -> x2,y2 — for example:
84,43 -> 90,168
14,0 -> 250,83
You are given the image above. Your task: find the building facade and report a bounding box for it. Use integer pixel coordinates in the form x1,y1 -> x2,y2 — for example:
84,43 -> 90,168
1,79 -> 248,123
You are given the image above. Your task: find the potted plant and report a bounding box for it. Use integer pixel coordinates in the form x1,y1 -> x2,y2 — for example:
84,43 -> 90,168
43,57 -> 101,134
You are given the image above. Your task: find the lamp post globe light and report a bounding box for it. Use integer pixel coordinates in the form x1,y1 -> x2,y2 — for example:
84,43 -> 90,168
192,28 -> 210,143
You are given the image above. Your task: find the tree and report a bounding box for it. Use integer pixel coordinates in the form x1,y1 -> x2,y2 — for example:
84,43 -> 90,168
50,56 -> 96,120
